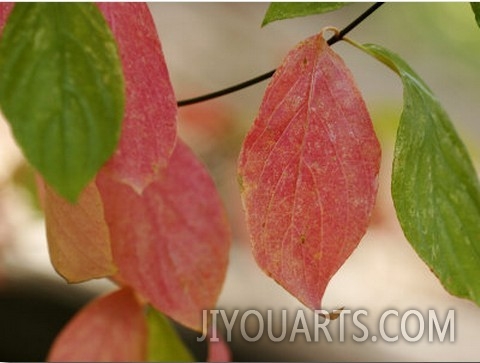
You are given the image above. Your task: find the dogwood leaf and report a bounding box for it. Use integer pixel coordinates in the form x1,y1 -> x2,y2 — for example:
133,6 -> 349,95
0,3 -> 124,201
96,140 -> 231,331
41,179 -> 116,283
262,3 -> 348,26
48,288 -> 147,362
362,44 -> 480,304
238,33 -> 381,309
96,3 -> 177,194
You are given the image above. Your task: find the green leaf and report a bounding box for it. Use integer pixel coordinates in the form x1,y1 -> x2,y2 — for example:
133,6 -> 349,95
362,43 -> 480,305
0,3 -> 124,202
471,3 -> 480,27
262,2 -> 348,26
146,307 -> 194,362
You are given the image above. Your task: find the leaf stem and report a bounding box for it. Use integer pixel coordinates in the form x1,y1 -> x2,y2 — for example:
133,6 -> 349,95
177,2 -> 385,107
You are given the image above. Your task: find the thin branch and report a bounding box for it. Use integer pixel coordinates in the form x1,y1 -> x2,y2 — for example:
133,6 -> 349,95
332,2 -> 384,44
177,70 -> 275,107
177,2 -> 384,107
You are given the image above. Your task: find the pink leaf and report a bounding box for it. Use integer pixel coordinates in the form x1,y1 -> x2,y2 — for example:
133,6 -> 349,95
0,2 -> 13,33
42,179 -> 116,283
48,287 -> 147,362
238,33 -> 381,309
208,331 -> 232,362
96,140 -> 231,331
96,3 -> 177,193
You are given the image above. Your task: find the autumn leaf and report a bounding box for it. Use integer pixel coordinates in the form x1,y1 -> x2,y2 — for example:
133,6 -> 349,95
96,3 -> 177,194
238,33 -> 381,309
96,140 -> 231,331
40,178 -> 116,283
48,288 -> 147,362
0,2 -> 176,198
49,289 -> 228,362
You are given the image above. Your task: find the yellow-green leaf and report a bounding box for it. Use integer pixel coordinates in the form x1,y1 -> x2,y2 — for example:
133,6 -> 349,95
147,307 -> 194,362
262,2 -> 348,26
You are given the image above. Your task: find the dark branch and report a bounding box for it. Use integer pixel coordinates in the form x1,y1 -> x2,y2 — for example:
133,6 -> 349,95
330,2 -> 384,45
177,70 -> 275,107
177,2 -> 385,107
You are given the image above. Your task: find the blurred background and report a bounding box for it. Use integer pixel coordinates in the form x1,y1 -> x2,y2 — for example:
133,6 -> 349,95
1,2 -> 480,361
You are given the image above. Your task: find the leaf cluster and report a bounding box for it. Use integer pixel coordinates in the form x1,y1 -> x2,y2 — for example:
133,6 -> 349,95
0,2 -> 480,361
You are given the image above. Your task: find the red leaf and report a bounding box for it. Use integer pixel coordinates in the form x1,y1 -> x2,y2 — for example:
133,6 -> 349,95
48,287 -> 147,362
42,179 -> 116,283
238,34 -> 381,309
96,3 -> 177,193
96,140 -> 231,331
208,332 -> 232,362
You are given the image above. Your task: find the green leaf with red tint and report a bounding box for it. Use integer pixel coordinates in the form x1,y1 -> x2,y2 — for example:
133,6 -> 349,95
0,3 -> 13,32
48,288 -> 147,362
96,140 -> 231,331
238,33 -> 381,309
96,3 -> 177,193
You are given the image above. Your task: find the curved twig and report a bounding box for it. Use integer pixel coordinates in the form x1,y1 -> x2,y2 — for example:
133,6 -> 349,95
177,2 -> 385,107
